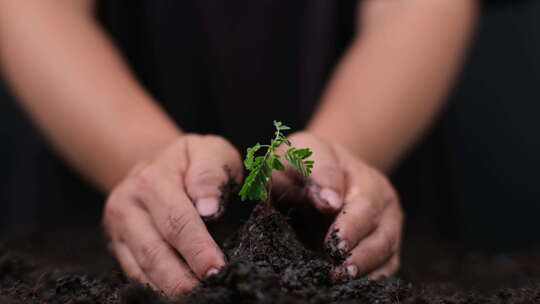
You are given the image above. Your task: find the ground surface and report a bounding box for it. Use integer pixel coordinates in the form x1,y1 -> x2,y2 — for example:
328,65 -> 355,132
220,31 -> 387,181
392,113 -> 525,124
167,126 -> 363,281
2,203 -> 540,304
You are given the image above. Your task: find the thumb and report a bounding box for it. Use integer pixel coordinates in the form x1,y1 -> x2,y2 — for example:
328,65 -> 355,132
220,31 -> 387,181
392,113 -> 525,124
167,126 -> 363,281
184,135 -> 243,219
285,132 -> 346,214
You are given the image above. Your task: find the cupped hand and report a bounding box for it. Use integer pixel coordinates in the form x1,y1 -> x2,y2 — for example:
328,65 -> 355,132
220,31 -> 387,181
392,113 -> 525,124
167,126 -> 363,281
273,131 -> 403,280
103,134 -> 243,296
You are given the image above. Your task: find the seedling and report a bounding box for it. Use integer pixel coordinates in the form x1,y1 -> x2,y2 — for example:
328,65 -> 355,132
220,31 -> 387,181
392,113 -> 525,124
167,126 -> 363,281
239,121 -> 314,201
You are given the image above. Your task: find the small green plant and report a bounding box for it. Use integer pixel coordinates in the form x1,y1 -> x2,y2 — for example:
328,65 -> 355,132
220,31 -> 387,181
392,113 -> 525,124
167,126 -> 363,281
239,121 -> 314,201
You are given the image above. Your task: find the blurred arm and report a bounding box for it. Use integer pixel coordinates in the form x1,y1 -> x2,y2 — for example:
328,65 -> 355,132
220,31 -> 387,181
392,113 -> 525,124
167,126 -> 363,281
0,0 -> 182,191
308,0 -> 479,171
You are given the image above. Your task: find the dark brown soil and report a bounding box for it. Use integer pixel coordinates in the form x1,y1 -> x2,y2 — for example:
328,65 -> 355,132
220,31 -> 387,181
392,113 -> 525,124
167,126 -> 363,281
2,202 -> 540,303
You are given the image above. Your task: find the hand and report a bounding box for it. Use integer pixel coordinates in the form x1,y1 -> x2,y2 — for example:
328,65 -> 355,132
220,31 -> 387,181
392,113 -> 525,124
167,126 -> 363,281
273,132 -> 403,279
103,135 -> 243,296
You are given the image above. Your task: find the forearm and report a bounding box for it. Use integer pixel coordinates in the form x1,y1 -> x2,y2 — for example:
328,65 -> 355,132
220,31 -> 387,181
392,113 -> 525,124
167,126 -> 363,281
308,0 -> 479,172
0,0 -> 181,191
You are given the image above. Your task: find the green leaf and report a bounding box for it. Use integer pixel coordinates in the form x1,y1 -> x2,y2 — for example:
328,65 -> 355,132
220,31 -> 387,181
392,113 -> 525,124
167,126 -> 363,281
278,125 -> 291,131
272,158 -> 285,171
271,137 -> 283,148
244,143 -> 261,169
239,121 -> 315,201
284,148 -> 300,171
293,148 -> 312,159
274,121 -> 291,131
239,160 -> 270,201
252,156 -> 265,170
285,148 -> 314,176
279,135 -> 291,146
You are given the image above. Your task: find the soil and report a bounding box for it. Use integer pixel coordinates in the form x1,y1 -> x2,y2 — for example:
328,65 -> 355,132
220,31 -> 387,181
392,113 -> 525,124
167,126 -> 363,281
2,202 -> 540,304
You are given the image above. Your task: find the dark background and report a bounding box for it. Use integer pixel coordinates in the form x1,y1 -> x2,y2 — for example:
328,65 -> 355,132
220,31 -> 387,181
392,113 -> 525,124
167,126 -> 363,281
396,0 -> 540,251
1,1 -> 539,251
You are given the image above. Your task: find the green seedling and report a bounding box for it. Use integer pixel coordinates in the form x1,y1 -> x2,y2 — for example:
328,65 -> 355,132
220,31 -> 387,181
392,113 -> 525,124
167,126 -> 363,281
239,121 -> 314,201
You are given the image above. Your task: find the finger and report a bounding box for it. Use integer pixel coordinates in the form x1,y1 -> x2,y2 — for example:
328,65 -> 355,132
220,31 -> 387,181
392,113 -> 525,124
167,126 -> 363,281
337,204 -> 403,278
276,132 -> 345,213
327,166 -> 392,254
112,242 -> 155,288
132,158 -> 227,280
367,254 -> 400,280
184,135 -> 243,218
107,198 -> 199,296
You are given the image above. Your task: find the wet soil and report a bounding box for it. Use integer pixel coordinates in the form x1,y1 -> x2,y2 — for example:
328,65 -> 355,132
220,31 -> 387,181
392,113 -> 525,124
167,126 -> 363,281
2,202 -> 540,303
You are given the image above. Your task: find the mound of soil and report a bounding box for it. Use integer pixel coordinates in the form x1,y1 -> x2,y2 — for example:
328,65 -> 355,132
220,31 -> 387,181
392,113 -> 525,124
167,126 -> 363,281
2,202 -> 540,303
181,203 -> 409,303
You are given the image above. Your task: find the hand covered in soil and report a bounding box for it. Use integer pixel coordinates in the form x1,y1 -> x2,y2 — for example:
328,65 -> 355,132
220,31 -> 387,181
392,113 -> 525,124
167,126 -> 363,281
103,135 -> 243,296
272,131 -> 403,280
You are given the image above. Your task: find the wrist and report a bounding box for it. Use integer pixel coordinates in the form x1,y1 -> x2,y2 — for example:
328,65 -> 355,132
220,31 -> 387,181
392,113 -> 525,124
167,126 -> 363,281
303,126 -> 353,154
100,121 -> 182,193
303,126 -> 384,170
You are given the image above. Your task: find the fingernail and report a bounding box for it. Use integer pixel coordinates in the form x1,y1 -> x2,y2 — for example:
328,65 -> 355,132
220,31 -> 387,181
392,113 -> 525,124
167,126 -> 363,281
337,240 -> 349,252
205,268 -> 219,278
331,266 -> 347,281
346,264 -> 358,278
196,197 -> 220,217
320,188 -> 342,209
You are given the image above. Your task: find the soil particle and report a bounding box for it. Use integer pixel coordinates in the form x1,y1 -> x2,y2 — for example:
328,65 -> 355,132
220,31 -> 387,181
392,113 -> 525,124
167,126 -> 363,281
0,203 -> 410,303
4,202 -> 540,303
324,229 -> 350,266
182,203 -> 410,303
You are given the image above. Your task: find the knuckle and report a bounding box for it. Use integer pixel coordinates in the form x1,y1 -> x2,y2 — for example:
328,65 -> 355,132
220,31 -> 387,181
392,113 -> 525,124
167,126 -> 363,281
128,161 -> 149,177
381,230 -> 397,255
183,239 -> 216,262
366,211 -> 379,232
203,134 -> 229,147
132,165 -> 158,190
359,197 -> 381,229
377,174 -> 399,205
138,241 -> 167,272
103,197 -> 125,225
383,188 -> 399,208
363,242 -> 380,259
164,279 -> 193,296
186,168 -> 223,188
166,138 -> 189,163
204,135 -> 240,160
164,212 -> 192,243
365,195 -> 379,216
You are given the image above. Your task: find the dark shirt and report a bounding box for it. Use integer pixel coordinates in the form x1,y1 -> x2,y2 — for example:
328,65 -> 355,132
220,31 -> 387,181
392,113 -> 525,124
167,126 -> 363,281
2,0 -> 537,252
3,0 -> 357,234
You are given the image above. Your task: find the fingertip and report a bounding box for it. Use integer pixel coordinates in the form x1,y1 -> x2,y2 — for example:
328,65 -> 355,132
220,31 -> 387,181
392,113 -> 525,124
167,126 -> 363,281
330,266 -> 346,282
330,264 -> 358,281
337,239 -> 349,252
320,188 -> 342,210
324,228 -> 351,265
346,264 -> 358,278
307,184 -> 342,215
205,267 -> 220,278
195,197 -> 221,218
187,242 -> 227,280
